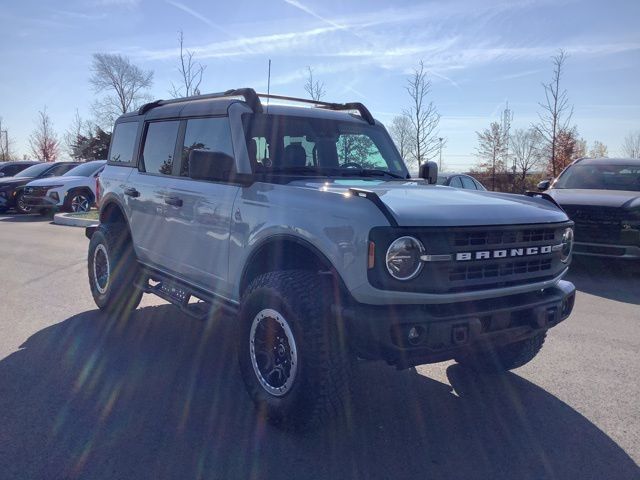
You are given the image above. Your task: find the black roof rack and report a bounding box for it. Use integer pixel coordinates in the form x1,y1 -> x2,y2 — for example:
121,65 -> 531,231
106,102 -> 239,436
137,88 -> 376,124
138,88 -> 262,115
256,93 -> 375,125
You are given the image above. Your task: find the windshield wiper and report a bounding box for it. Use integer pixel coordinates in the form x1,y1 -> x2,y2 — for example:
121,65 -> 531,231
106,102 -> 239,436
261,166 -> 337,176
352,169 -> 406,179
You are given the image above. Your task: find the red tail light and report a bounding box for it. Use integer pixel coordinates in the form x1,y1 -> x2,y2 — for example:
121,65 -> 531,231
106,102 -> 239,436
95,175 -> 101,207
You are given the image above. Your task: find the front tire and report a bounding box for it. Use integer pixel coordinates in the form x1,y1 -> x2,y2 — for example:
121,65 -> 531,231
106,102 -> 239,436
238,270 -> 352,431
15,192 -> 32,214
66,191 -> 93,213
456,332 -> 547,373
88,223 -> 142,315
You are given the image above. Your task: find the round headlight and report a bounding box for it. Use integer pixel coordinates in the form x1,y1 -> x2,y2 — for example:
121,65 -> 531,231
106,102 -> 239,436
386,236 -> 425,280
561,227 -> 573,263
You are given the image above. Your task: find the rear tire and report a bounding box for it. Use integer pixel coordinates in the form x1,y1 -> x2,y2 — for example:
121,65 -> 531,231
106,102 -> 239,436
456,332 -> 547,373
88,223 -> 143,315
238,270 -> 352,431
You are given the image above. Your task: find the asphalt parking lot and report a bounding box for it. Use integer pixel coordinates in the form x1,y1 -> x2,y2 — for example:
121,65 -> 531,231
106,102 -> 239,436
0,213 -> 638,480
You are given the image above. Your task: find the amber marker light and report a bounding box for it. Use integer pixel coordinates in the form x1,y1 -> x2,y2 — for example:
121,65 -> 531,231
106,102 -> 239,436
368,241 -> 376,269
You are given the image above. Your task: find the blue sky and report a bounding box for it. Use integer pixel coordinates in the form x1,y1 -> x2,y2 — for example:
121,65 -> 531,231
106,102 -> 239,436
1,0 -> 639,169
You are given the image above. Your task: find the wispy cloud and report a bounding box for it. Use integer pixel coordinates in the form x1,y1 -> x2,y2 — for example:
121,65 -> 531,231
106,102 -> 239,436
283,0 -> 346,30
90,0 -> 141,7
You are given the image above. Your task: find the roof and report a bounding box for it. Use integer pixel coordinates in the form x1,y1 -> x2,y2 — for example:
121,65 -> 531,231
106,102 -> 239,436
576,157 -> 640,165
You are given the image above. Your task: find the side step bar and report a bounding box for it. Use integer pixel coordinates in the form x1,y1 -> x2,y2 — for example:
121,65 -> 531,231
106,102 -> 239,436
135,266 -> 238,320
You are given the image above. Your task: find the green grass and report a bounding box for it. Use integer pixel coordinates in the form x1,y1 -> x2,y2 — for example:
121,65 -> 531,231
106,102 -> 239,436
67,210 -> 99,220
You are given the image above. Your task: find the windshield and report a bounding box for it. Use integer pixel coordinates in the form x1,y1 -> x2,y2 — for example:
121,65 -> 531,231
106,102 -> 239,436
243,113 -> 408,178
554,163 -> 640,191
14,163 -> 51,178
63,161 -> 105,177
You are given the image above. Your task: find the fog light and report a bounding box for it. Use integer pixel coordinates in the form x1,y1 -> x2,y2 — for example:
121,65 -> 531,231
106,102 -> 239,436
407,326 -> 425,346
408,327 -> 419,340
50,192 -> 59,202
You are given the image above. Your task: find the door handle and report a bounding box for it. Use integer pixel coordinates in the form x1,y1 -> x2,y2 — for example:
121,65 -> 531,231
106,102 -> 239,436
124,187 -> 140,198
165,196 -> 183,207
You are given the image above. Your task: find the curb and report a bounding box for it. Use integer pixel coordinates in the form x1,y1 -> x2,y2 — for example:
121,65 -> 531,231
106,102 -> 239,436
53,213 -> 98,227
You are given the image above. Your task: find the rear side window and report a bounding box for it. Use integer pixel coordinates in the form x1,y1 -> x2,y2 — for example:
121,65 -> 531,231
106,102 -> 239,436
449,176 -> 463,188
142,121 -> 180,175
109,122 -> 139,165
180,117 -> 233,177
461,176 -> 476,189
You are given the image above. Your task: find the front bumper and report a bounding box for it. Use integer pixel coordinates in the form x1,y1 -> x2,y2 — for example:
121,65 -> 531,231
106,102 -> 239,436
574,241 -> 640,259
23,194 -> 62,209
342,279 -> 576,369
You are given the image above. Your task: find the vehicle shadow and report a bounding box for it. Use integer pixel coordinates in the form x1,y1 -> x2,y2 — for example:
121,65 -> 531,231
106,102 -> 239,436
0,305 -> 637,480
0,213 -> 51,222
566,257 -> 639,305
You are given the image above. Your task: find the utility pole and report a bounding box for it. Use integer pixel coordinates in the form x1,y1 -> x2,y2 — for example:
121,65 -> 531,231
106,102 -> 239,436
438,137 -> 443,170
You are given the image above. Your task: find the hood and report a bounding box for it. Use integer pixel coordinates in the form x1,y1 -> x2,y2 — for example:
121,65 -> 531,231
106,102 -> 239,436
291,179 -> 569,226
0,177 -> 30,188
547,188 -> 640,209
26,175 -> 81,187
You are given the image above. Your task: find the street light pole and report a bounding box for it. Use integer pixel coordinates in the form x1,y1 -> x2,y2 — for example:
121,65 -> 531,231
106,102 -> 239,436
438,137 -> 443,170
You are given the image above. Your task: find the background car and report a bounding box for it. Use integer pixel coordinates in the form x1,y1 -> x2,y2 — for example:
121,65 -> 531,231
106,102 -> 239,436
0,161 -> 39,178
0,162 -> 80,214
22,160 -> 106,214
540,157 -> 640,259
437,173 -> 487,190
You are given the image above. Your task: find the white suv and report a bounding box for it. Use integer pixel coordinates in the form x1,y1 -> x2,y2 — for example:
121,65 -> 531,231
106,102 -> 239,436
23,160 -> 106,214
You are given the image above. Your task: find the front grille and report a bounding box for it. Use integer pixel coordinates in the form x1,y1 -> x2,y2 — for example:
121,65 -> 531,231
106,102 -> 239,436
369,223 -> 570,294
453,228 -> 555,247
24,186 -> 48,197
562,205 -> 626,244
449,258 -> 553,282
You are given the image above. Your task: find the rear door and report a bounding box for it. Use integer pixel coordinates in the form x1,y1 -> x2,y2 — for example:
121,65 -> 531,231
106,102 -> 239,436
127,120 -> 182,269
163,116 -> 240,296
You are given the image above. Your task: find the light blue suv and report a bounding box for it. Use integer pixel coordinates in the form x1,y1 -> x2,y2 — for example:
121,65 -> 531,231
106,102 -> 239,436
86,89 -> 576,430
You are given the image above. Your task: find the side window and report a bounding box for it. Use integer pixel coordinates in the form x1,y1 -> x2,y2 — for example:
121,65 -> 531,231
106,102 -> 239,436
461,176 -> 477,189
46,164 -> 76,177
109,122 -> 139,164
473,179 -> 486,190
449,176 -> 463,188
142,121 -> 180,175
337,134 -> 386,169
181,117 -> 234,177
2,165 -> 19,176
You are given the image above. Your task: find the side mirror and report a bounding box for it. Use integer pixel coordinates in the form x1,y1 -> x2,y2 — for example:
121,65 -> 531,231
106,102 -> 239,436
537,179 -> 551,191
188,150 -> 236,182
419,161 -> 438,184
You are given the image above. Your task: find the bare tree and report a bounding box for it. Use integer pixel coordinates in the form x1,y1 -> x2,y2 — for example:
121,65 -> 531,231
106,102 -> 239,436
476,121 -> 507,191
535,49 -> 573,177
29,107 -> 60,162
621,131 -> 640,158
90,53 -> 153,126
510,128 -> 543,190
389,115 -> 414,163
0,117 -> 16,161
169,31 -> 206,98
304,66 -> 325,101
589,140 -> 608,158
64,109 -> 92,159
404,60 -> 441,168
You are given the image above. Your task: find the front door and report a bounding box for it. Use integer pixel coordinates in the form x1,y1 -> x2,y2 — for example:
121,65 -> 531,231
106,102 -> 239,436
163,116 -> 240,297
